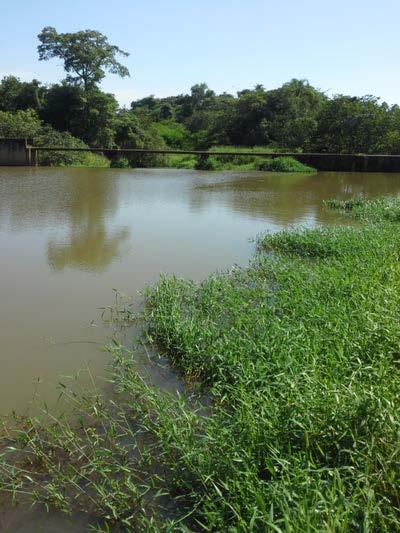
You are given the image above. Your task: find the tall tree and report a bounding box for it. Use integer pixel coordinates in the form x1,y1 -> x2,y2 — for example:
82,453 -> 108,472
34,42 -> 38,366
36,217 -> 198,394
37,27 -> 130,92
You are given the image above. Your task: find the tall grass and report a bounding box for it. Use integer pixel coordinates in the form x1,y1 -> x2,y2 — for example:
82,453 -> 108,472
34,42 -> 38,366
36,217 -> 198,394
165,146 -> 315,172
0,198 -> 399,530
72,152 -> 110,168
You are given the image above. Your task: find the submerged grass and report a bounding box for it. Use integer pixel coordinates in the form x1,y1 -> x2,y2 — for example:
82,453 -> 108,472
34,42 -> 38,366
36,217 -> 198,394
1,197 -> 400,531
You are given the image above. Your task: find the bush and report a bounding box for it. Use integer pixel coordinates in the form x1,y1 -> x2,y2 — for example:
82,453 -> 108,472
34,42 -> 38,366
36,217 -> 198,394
33,126 -> 109,167
168,154 -> 197,169
153,120 -> 192,149
114,111 -> 168,168
194,155 -> 222,170
110,156 -> 130,168
0,109 -> 42,138
78,152 -> 110,167
257,156 -> 315,172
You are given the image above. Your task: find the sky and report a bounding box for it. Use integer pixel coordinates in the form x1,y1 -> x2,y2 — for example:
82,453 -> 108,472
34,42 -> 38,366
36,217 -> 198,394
1,0 -> 399,107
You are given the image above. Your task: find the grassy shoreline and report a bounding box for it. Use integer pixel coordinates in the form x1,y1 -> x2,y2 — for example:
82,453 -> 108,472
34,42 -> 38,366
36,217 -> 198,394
0,198 -> 399,531
43,145 -> 316,172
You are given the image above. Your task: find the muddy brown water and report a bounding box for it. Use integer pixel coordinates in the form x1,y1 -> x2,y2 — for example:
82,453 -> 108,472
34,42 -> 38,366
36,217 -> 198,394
1,168 -> 400,416
1,167 -> 400,531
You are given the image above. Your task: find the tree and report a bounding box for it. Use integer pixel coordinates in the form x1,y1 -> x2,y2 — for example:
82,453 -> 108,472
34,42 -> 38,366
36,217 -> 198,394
0,109 -> 43,138
37,27 -> 130,91
0,76 -> 45,112
190,83 -> 215,111
229,85 -> 269,145
114,110 -> 167,166
312,95 -> 389,153
40,83 -> 83,132
40,84 -> 118,146
265,79 -> 326,149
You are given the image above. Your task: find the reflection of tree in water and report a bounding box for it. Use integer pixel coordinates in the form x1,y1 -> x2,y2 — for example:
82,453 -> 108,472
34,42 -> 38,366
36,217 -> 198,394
0,167 -> 129,272
48,226 -> 129,272
46,171 -> 130,273
189,173 -> 317,224
189,172 -> 400,226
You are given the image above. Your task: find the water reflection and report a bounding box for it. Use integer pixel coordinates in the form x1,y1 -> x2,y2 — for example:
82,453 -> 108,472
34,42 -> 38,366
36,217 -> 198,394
48,227 -> 129,272
46,175 -> 130,272
0,168 -> 130,272
191,171 -> 400,225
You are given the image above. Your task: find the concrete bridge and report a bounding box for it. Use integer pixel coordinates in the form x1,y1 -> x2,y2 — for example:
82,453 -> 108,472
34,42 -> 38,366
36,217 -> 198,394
2,138 -> 400,172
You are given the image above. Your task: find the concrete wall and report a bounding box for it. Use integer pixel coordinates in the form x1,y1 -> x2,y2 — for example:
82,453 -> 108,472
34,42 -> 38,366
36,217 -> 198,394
0,139 -> 29,166
290,153 -> 400,172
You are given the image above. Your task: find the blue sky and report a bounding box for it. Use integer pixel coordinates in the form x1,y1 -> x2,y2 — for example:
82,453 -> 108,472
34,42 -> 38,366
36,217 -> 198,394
1,0 -> 399,106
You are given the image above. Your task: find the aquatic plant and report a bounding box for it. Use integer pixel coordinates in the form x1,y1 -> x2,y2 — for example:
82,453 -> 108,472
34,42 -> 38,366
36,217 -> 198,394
326,196 -> 400,222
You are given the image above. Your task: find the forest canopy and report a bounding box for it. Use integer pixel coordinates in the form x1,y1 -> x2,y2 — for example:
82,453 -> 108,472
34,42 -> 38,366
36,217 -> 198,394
1,28 -> 400,165
2,75 -> 400,158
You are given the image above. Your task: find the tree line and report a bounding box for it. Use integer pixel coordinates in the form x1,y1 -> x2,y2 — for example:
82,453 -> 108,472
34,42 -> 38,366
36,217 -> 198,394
1,27 -> 399,166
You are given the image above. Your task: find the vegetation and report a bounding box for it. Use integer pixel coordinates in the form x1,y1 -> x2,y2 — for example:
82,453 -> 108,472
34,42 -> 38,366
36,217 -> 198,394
0,109 -> 109,166
256,156 -> 314,172
34,126 -> 109,167
167,147 -> 315,172
2,29 -> 400,167
37,27 -> 130,92
0,197 -> 399,531
130,82 -> 400,154
110,156 -> 130,168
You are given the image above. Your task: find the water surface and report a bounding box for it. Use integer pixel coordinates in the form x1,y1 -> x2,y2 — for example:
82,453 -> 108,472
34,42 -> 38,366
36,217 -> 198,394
0,168 -> 399,415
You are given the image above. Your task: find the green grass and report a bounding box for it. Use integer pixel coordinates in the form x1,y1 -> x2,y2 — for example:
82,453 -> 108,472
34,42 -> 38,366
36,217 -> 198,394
256,156 -> 315,172
326,197 -> 400,222
38,150 -> 110,168
110,156 -> 130,168
206,146 -> 314,172
167,147 -> 316,172
0,198 -> 399,530
167,153 -> 197,169
71,152 -> 110,168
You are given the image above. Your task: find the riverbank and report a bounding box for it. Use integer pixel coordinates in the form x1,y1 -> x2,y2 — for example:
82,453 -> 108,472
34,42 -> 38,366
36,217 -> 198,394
108,149 -> 316,173
166,146 -> 315,172
1,197 -> 399,531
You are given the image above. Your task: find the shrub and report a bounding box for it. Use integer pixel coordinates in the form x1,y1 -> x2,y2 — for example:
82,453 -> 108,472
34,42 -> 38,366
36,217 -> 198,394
153,120 -> 192,149
0,109 -> 42,138
257,155 -> 315,172
168,154 -> 197,169
194,155 -> 222,170
33,126 -> 109,167
110,156 -> 130,168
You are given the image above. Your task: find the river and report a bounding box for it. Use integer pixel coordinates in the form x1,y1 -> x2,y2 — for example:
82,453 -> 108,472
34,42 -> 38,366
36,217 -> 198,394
0,167 -> 399,417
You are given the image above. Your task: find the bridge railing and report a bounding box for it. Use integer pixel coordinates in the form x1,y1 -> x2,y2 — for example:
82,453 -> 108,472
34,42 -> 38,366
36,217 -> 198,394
23,144 -> 400,172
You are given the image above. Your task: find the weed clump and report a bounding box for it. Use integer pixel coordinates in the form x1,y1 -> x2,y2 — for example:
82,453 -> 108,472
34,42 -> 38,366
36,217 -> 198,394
326,196 -> 400,222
